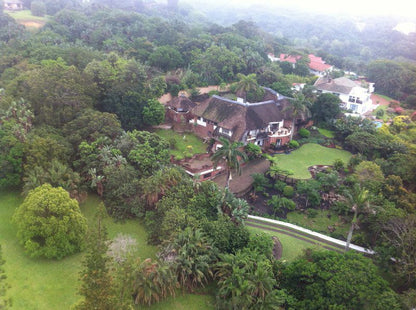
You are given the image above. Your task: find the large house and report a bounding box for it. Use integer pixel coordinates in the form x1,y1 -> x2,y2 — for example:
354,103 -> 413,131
3,0 -> 23,10
268,53 -> 333,76
186,88 -> 302,149
314,76 -> 374,115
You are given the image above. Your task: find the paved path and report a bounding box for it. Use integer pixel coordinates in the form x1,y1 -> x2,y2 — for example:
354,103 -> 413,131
247,215 -> 375,255
212,158 -> 270,195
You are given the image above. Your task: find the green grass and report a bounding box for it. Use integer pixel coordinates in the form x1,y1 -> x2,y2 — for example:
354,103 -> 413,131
7,10 -> 48,22
274,143 -> 352,179
0,191 -> 212,309
317,128 -> 335,138
286,210 -> 349,238
248,226 -> 323,261
155,129 -> 207,160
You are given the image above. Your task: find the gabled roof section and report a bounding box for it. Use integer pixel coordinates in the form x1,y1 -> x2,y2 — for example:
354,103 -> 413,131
314,77 -> 358,94
166,94 -> 196,111
308,54 -> 332,72
279,54 -> 302,64
193,94 -> 293,142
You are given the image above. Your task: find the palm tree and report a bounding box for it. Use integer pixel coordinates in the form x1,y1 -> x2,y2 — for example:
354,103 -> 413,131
235,73 -> 259,102
287,92 -> 311,140
211,137 -> 248,190
342,183 -> 370,251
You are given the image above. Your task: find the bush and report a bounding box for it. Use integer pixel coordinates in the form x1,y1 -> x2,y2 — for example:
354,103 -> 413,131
333,159 -> 345,172
274,180 -> 287,192
289,140 -> 300,149
307,209 -> 318,218
283,185 -> 294,198
13,184 -> 87,259
298,128 -> 311,138
376,109 -> 385,118
244,143 -> 262,159
31,1 -> 46,16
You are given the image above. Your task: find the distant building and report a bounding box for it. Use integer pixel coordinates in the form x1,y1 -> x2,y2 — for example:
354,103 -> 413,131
268,53 -> 333,76
3,0 -> 23,11
314,76 -> 374,115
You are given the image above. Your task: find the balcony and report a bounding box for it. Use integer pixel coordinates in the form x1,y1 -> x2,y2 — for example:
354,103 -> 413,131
269,128 -> 291,138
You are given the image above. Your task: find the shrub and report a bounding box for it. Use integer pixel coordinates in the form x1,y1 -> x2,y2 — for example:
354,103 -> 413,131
376,109 -> 385,118
283,185 -> 294,198
394,107 -> 404,115
333,159 -> 345,172
307,209 -> 318,218
274,180 -> 287,192
244,143 -> 262,159
289,140 -> 299,149
251,173 -> 271,193
298,128 -> 311,138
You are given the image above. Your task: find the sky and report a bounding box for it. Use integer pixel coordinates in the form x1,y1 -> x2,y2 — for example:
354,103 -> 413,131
186,0 -> 416,18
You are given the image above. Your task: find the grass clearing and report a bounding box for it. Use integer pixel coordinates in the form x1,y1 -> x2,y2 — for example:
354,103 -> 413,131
7,10 -> 47,29
0,191 -> 212,309
155,129 -> 207,160
317,128 -> 335,138
274,143 -> 352,179
248,226 -> 323,261
286,210 -> 349,238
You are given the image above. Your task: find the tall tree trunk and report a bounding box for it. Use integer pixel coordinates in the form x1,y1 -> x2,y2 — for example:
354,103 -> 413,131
345,208 -> 358,252
226,169 -> 232,189
290,117 -> 295,141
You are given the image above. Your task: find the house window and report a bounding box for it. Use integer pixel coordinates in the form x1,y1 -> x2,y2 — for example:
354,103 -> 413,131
350,104 -> 358,112
203,172 -> 212,179
221,128 -> 231,135
349,96 -> 356,103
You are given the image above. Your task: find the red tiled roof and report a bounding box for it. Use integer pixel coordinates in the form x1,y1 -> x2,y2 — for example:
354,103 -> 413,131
308,54 -> 332,72
279,54 -> 301,64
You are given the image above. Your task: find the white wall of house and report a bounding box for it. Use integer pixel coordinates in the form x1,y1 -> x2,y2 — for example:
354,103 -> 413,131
218,127 -> 232,137
320,86 -> 373,115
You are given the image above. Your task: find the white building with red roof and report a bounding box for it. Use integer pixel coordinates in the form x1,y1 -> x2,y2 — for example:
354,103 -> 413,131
268,53 -> 333,76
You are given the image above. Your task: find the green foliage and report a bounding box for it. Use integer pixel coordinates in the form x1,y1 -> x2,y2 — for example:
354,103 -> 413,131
215,249 -> 287,309
267,195 -> 296,214
31,1 -> 46,17
131,258 -> 177,306
283,185 -> 294,198
0,245 -> 11,309
13,184 -> 87,259
149,45 -> 184,71
288,140 -> 299,149
201,216 -> 250,254
376,108 -> 385,118
281,250 -> 400,309
354,161 -> 384,193
244,142 -> 262,159
246,232 -> 274,258
296,180 -> 321,208
333,158 -> 345,172
311,93 -> 342,124
75,206 -> 117,310
251,173 -> 271,193
298,128 -> 310,138
142,98 -> 165,126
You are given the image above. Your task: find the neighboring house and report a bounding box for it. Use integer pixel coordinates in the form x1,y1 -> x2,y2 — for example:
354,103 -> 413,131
188,88 -> 301,149
4,0 -> 23,10
308,54 -> 333,76
268,53 -> 333,76
314,76 -> 375,114
165,93 -> 196,124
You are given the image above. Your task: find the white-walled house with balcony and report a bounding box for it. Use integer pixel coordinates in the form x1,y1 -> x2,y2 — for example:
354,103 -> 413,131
314,76 -> 375,115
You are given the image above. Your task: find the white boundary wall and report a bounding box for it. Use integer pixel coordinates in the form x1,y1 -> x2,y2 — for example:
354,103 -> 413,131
248,215 -> 375,255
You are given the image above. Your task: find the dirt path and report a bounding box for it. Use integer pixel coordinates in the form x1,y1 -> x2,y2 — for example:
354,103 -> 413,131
212,158 -> 270,196
371,94 -> 399,106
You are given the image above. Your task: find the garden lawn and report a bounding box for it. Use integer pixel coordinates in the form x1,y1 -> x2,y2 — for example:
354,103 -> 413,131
286,210 -> 349,239
317,128 -> 334,138
248,227 -> 322,261
0,191 -> 212,310
7,10 -> 47,29
155,129 -> 207,160
274,143 -> 351,179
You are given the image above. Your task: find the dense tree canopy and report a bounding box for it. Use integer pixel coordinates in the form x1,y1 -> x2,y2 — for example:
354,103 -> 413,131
13,184 -> 87,259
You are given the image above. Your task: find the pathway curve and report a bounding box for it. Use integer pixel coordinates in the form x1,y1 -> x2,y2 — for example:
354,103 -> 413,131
212,158 -> 270,196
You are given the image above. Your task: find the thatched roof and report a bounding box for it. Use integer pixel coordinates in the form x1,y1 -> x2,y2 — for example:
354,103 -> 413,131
193,95 -> 294,142
166,94 -> 196,111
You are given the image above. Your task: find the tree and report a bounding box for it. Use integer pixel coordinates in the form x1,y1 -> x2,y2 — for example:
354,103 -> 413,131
13,184 -> 87,259
267,195 -> 295,215
132,258 -> 177,306
31,1 -> 46,16
281,250 -> 400,309
287,92 -> 310,140
0,245 -> 11,309
311,93 -> 341,124
76,204 -> 117,310
296,180 -> 321,208
235,73 -> 261,102
142,98 -> 165,126
341,183 -> 370,251
211,137 -> 248,189
354,161 -> 384,193
148,45 -> 184,71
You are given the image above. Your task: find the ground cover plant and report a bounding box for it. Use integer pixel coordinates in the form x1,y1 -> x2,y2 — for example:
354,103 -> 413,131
317,127 -> 335,138
155,129 -> 207,160
274,143 -> 351,179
